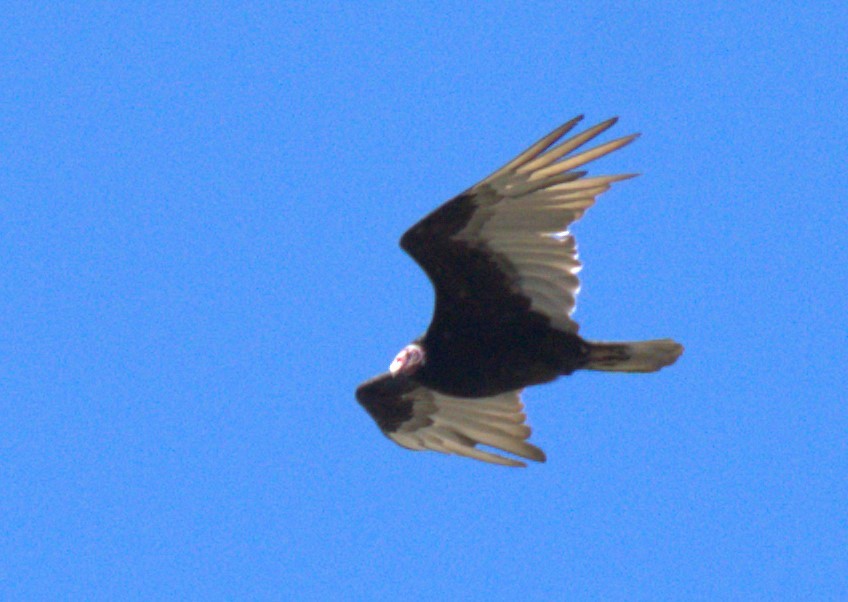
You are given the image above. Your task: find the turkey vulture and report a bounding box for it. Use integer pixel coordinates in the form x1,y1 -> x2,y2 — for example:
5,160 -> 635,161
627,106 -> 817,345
356,116 -> 683,467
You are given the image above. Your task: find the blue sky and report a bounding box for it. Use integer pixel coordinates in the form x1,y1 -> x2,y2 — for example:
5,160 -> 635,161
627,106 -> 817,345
3,2 -> 847,599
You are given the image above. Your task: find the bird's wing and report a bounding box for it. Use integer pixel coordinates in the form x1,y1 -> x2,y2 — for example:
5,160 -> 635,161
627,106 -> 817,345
401,116 -> 637,333
355,373 -> 545,467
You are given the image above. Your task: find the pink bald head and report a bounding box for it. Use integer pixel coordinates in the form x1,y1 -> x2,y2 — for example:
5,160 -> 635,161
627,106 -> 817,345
389,343 -> 425,377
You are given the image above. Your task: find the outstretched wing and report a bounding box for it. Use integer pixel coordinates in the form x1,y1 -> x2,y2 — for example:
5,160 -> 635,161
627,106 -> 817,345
355,373 -> 546,467
401,116 -> 637,333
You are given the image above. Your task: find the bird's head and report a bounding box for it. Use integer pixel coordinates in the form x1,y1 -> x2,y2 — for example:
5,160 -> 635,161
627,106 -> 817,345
389,343 -> 425,377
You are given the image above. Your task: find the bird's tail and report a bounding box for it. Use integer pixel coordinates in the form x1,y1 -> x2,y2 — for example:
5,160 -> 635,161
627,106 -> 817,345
584,338 -> 683,373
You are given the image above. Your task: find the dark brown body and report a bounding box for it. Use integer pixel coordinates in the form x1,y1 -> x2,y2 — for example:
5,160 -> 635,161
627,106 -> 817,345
414,309 -> 589,398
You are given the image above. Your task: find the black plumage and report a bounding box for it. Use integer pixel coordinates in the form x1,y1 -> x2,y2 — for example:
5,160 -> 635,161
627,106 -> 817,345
356,116 -> 683,466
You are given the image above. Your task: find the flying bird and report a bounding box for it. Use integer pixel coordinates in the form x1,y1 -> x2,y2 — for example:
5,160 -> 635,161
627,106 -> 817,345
356,116 -> 683,467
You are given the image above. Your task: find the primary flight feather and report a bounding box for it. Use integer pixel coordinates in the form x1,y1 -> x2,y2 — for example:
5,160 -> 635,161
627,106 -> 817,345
356,116 -> 683,467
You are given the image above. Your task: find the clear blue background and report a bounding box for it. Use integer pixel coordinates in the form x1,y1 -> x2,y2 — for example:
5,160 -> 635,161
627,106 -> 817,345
3,3 -> 846,599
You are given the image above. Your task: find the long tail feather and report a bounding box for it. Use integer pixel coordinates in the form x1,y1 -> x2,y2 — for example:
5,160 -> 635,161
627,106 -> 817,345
584,339 -> 683,373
